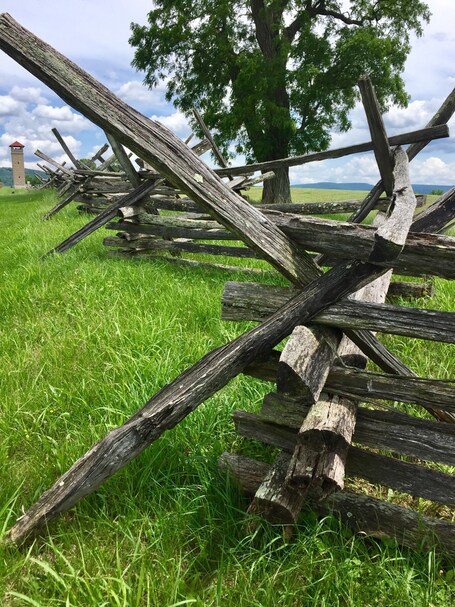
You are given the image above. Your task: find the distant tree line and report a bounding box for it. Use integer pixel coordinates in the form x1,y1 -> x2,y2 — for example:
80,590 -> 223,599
0,167 -> 45,187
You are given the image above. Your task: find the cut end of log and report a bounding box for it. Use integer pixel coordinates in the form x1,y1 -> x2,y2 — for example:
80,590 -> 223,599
247,498 -> 299,526
285,445 -> 346,498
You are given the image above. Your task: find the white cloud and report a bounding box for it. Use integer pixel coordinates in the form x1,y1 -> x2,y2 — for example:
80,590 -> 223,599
0,87 -> 95,167
9,85 -> 48,105
0,96 -> 22,116
410,156 -> 455,185
115,80 -> 168,109
289,153 -> 381,185
383,100 -> 434,130
150,111 -> 192,139
30,104 -> 92,134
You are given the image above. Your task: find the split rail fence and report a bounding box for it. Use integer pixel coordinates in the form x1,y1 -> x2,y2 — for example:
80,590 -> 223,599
1,13 -> 455,556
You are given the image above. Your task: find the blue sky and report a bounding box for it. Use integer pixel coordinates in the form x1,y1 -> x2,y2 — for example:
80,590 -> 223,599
1,0 -> 454,185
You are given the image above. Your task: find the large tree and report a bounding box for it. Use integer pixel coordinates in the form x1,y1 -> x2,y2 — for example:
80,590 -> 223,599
130,1 -> 430,203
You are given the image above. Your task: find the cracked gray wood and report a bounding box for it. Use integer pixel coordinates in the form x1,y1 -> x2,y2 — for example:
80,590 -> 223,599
235,393 -> 455,465
221,282 -> 455,343
219,453 -> 455,556
369,148 -> 418,262
358,77 -> 394,196
348,86 -> 455,224
213,125 -> 448,177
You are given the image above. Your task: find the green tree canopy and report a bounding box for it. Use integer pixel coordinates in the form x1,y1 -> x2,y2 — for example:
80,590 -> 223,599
130,0 -> 430,202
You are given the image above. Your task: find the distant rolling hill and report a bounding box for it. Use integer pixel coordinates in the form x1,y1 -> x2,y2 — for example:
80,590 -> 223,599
0,167 -> 46,187
292,182 -> 453,195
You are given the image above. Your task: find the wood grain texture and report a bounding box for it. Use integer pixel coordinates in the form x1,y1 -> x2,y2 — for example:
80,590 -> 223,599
51,127 -> 84,169
369,148 -> 417,262
246,440 -> 455,507
105,132 -> 142,189
107,221 -> 240,241
284,263 -> 393,495
411,187 -> 455,234
46,179 -> 162,256
43,153 -> 118,219
348,86 -> 455,224
35,149 -> 73,176
271,214 -> 455,279
221,281 -> 455,343
103,236 -> 259,259
326,367 -> 455,414
358,77 -> 394,196
236,393 -> 455,465
277,325 -> 341,401
219,452 -> 455,556
285,394 -> 357,494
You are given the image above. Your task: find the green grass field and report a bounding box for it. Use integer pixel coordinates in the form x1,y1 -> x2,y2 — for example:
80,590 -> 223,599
0,188 -> 454,606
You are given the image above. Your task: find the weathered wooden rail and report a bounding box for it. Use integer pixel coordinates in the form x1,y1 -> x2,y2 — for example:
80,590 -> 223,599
0,13 -> 454,556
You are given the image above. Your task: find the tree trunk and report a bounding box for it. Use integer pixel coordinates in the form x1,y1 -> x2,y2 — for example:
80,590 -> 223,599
261,166 -> 291,204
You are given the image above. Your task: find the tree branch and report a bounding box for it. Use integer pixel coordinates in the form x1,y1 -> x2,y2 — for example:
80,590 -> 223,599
315,7 -> 364,25
309,1 -> 365,26
285,1 -> 366,43
284,13 -> 306,42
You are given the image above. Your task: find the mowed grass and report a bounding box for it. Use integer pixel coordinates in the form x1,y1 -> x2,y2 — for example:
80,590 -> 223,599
0,188 -> 454,606
248,186 -> 373,203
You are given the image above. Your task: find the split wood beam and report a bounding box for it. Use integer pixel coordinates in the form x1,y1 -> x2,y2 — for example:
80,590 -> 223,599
238,424 -> 455,515
276,209 -> 393,405
192,108 -> 230,171
251,238 -> 394,520
43,153 -> 119,219
51,127 -> 84,169
283,270 -> 392,496
221,283 -> 455,343
243,345 -> 454,423
276,325 -> 340,400
369,147 -> 418,262
45,178 -> 163,256
412,186 -> 455,234
106,220 -> 238,241
105,132 -> 142,189
358,77 -> 394,196
349,86 -> 455,223
188,138 -> 212,157
236,394 -> 455,466
35,149 -> 73,177
326,367 -> 455,415
260,198 -> 391,215
213,125 -> 448,177
104,236 -> 259,259
270,216 -> 455,279
106,194 -> 405,217
244,357 -> 455,415
36,163 -> 53,175
90,143 -> 109,164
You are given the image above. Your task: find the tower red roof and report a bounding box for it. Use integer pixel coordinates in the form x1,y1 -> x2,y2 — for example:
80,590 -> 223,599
9,141 -> 25,148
